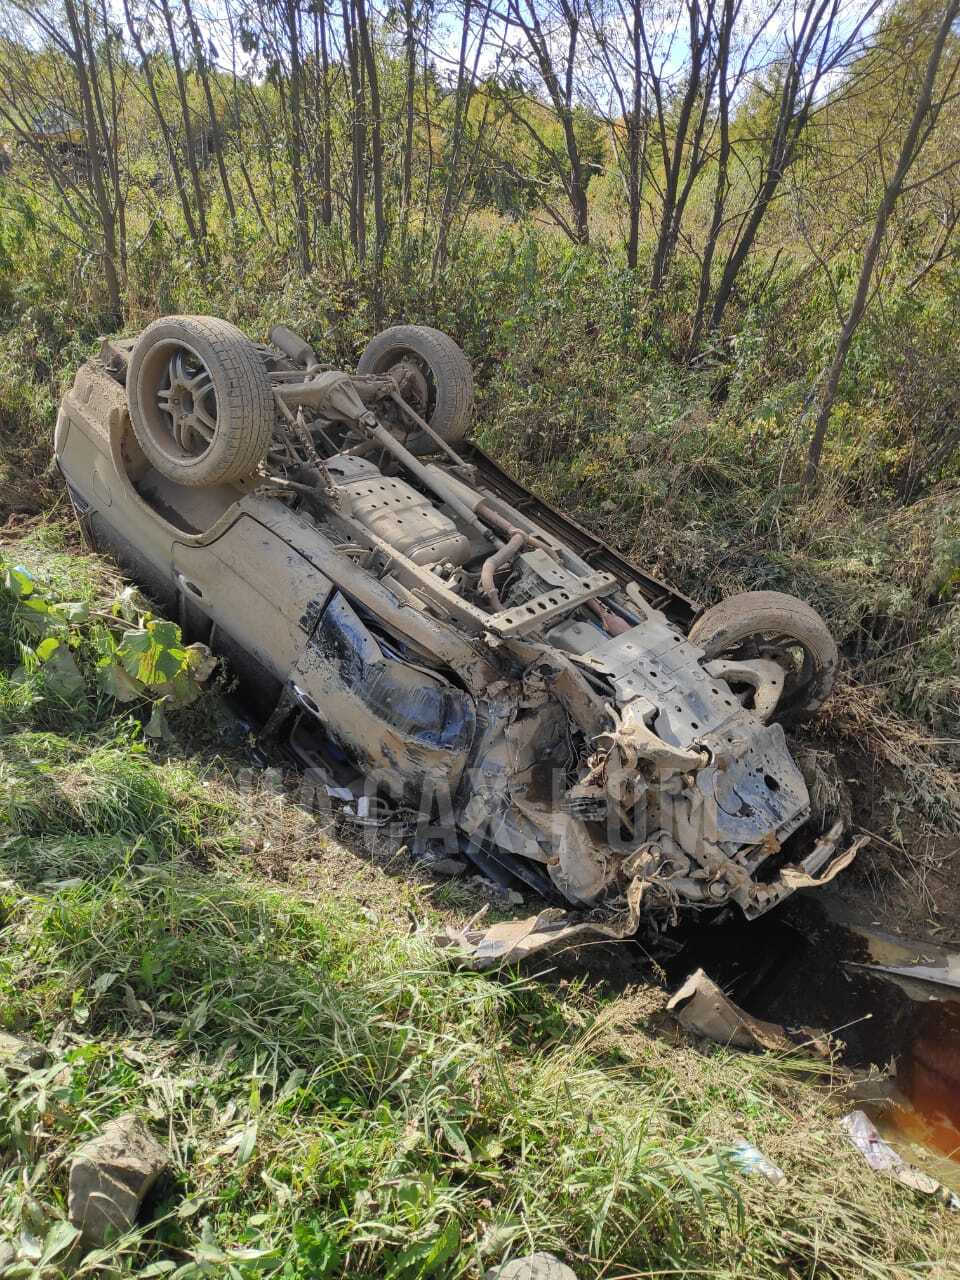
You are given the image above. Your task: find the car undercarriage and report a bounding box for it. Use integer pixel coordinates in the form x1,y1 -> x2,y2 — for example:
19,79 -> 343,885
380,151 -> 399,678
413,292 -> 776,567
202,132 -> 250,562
54,314 -> 860,943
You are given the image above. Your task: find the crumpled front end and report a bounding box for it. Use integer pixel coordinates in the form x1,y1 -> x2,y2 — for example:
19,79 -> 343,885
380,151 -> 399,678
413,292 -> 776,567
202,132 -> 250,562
458,608 -> 860,925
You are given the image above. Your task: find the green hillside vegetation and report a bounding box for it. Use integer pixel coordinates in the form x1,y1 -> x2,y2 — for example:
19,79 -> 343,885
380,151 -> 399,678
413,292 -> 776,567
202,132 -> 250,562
1,0 -> 959,1273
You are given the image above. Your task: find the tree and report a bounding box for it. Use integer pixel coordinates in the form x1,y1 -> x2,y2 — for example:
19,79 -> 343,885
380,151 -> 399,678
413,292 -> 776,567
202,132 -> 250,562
0,0 -> 129,317
803,0 -> 960,488
705,0 -> 884,337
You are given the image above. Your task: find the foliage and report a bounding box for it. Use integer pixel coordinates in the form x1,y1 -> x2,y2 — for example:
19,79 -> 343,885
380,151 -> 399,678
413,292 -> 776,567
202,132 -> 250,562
0,546 -> 216,736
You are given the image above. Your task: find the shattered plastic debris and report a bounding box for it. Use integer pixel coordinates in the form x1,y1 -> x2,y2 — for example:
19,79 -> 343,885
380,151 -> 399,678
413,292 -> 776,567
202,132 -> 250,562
840,1110 -> 960,1208
339,794 -> 393,826
727,1139 -> 785,1185
667,968 -> 831,1056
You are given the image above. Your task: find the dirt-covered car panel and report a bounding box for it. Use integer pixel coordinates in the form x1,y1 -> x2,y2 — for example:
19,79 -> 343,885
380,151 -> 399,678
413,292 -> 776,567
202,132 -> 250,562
54,315 -> 856,935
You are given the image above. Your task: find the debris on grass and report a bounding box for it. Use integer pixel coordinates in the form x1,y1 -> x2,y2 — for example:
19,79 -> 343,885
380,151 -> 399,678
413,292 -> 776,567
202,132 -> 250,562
841,1110 -> 960,1208
436,873 -> 650,969
68,1113 -> 169,1245
667,967 -> 831,1056
727,1138 -> 786,1186
483,1254 -> 579,1280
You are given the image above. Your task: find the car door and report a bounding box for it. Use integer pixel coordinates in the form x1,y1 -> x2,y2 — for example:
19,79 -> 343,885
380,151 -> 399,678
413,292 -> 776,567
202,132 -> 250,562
172,513 -> 334,690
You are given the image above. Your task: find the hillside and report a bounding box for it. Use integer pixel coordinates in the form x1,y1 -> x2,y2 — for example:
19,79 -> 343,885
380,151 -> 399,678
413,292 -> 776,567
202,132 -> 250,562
2,0 -> 960,1273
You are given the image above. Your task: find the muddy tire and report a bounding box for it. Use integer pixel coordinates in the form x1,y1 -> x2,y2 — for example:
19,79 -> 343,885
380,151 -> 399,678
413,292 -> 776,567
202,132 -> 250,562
357,324 -> 473,442
689,590 -> 838,724
127,315 -> 274,487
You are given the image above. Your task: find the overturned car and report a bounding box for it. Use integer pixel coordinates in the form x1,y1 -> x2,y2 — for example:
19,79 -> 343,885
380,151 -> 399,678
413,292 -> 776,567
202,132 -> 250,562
55,314 -> 856,935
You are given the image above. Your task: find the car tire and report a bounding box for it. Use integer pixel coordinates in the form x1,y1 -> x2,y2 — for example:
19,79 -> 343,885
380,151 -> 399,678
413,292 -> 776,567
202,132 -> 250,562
688,590 -> 838,724
357,324 -> 473,442
127,315 -> 274,487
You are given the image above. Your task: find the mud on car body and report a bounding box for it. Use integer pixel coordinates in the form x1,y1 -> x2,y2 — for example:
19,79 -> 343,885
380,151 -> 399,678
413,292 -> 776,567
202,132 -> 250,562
55,314 -> 857,937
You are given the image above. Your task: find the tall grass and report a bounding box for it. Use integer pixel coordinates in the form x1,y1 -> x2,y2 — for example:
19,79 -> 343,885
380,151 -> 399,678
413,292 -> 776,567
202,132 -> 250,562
1,806 -> 956,1277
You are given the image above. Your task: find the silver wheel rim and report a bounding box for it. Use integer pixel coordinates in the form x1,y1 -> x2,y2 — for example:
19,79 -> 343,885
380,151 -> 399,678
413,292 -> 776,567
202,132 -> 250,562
137,339 -> 220,465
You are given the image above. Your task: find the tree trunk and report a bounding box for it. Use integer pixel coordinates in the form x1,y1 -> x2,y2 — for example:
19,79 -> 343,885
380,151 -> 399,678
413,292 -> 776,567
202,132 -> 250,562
432,0 -> 475,277
284,0 -> 311,273
122,0 -> 203,253
317,0 -> 333,229
401,0 -> 416,241
803,0 -> 960,488
356,0 -> 386,323
342,0 -> 367,260
64,0 -> 123,316
157,0 -> 208,244
689,0 -> 736,354
182,0 -> 237,225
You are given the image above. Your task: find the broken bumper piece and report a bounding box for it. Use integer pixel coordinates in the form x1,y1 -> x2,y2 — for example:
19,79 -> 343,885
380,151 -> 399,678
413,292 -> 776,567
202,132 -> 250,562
436,827 -> 866,970
739,822 -> 867,920
436,880 -> 647,969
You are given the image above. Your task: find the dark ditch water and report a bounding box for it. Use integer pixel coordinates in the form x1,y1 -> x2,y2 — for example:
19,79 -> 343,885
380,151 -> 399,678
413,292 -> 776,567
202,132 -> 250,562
662,895 -> 960,1180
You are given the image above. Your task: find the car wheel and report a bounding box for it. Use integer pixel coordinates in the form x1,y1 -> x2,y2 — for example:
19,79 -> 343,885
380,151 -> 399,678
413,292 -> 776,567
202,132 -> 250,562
356,324 -> 473,443
127,315 -> 274,487
688,590 -> 838,725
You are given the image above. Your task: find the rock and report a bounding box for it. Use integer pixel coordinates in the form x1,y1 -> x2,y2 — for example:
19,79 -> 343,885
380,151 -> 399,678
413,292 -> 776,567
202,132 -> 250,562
0,1031 -> 47,1070
484,1253 -> 579,1280
504,889 -> 525,906
68,1114 -> 168,1245
0,1240 -> 16,1271
428,858 -> 467,877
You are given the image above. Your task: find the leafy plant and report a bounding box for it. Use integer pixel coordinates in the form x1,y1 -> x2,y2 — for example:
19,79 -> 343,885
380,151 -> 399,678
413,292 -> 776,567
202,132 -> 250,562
0,556 -> 215,736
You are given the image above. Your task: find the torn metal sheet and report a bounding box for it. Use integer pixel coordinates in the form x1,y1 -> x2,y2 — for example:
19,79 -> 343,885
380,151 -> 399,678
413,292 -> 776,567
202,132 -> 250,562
667,968 -> 830,1055
845,957 -> 960,1003
435,879 -> 646,970
779,836 -> 866,890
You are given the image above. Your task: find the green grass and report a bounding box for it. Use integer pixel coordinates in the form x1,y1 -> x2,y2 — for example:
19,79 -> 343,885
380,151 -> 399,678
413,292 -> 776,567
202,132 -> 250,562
1,822 -> 957,1278
0,539 -> 957,1278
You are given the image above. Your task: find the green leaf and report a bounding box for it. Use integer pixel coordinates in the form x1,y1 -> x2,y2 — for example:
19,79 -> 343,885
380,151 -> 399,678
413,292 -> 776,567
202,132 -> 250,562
92,971 -> 118,995
148,619 -> 182,648
165,669 -> 201,707
19,595 -> 56,636
20,595 -> 50,617
118,628 -> 152,675
39,1220 -> 80,1265
118,623 -> 190,687
43,647 -> 85,696
150,645 -> 188,682
176,1197 -> 207,1220
5,565 -> 35,597
389,1219 -> 461,1277
439,1117 -> 472,1163
144,700 -> 170,740
101,662 -> 145,702
35,636 -> 61,662
237,1121 -> 258,1164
